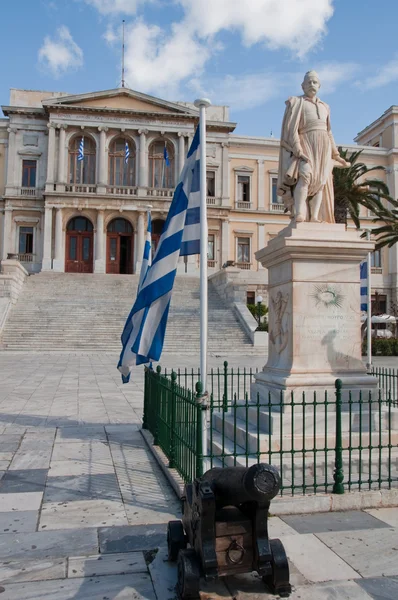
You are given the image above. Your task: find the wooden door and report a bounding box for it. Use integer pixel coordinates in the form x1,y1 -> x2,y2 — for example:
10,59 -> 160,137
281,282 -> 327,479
65,232 -> 93,273
106,234 -> 120,274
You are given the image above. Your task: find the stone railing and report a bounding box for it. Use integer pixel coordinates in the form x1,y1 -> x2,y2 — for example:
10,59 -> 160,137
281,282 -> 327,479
235,201 -> 252,210
106,186 -> 138,196
0,259 -> 29,304
147,187 -> 174,198
270,203 -> 285,212
65,184 -> 97,193
16,253 -> 35,263
18,187 -> 44,199
236,262 -> 251,270
371,267 -> 383,274
207,259 -> 216,268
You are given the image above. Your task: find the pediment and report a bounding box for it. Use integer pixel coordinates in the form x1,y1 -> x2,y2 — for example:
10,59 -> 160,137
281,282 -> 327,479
42,88 -> 198,117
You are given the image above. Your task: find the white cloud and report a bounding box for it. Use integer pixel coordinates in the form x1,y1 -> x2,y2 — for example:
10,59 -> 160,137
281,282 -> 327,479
124,20 -> 212,97
359,57 -> 398,90
38,26 -> 83,77
82,0 -> 149,15
103,25 -> 119,45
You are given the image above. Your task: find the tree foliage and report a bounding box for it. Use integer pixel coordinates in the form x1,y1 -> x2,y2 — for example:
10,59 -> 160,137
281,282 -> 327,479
333,148 -> 390,227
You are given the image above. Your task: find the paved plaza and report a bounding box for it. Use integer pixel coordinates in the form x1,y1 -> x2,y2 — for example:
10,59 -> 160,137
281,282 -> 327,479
0,351 -> 396,599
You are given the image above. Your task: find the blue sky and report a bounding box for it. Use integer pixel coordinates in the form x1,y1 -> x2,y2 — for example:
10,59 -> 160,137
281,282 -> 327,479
2,0 -> 398,145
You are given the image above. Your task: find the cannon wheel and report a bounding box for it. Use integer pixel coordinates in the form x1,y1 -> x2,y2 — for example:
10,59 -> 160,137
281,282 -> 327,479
167,520 -> 187,562
263,538 -> 291,597
177,548 -> 201,599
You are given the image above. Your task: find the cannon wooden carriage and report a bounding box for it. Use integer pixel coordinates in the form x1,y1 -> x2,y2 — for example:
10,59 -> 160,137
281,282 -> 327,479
167,463 -> 291,599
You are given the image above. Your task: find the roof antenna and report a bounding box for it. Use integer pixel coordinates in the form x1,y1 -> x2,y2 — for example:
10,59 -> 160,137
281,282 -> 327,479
121,20 -> 125,88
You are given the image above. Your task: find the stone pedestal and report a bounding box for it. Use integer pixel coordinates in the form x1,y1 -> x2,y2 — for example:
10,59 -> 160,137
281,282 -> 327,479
253,222 -> 377,401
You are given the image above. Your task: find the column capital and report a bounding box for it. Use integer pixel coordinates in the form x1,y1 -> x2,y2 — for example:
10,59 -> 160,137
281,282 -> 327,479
57,124 -> 68,130
257,158 -> 265,165
7,127 -> 17,135
177,131 -> 186,138
47,122 -> 57,130
98,126 -> 109,133
138,128 -> 148,136
160,130 -> 166,136
221,142 -> 229,148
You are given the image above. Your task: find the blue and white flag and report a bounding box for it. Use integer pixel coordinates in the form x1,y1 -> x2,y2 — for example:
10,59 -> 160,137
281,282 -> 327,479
77,137 -> 84,161
163,144 -> 170,167
360,260 -> 368,311
125,141 -> 130,164
118,127 -> 200,381
138,212 -> 152,291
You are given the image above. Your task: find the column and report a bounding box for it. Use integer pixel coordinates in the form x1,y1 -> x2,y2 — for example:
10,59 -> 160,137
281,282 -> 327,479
138,129 -> 148,193
42,206 -> 53,271
178,132 -> 185,175
135,212 -> 145,274
6,128 -> 17,194
57,124 -> 68,191
2,208 -> 12,260
45,123 -> 57,191
257,223 -> 265,270
94,210 -> 105,273
52,208 -> 64,272
221,219 -> 230,266
221,142 -> 230,207
98,126 -> 108,191
257,159 -> 265,209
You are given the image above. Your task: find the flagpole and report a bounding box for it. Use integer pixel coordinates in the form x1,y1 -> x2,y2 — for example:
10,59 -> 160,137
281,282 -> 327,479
194,97 -> 211,472
366,229 -> 372,369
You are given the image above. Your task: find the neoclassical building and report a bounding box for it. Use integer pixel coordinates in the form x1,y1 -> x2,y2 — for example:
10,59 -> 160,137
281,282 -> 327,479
0,86 -> 397,310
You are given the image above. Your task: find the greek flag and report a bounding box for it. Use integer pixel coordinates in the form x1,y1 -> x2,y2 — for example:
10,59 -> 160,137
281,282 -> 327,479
138,212 -> 152,291
77,137 -> 84,161
360,260 -> 368,311
163,144 -> 170,166
125,141 -> 130,164
118,127 -> 200,381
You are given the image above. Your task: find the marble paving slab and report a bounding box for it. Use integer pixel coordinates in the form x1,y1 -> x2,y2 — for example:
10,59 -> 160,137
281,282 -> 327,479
357,576 -> 398,600
48,458 -> 115,477
0,510 -> 39,534
99,523 -> 167,554
0,573 -> 156,599
43,472 -> 122,503
55,426 -> 107,443
281,533 -> 359,582
0,469 -> 48,494
39,499 -> 128,530
281,510 -> 390,534
0,527 -> 98,560
316,528 -> 398,578
365,508 -> 398,528
0,492 -> 43,512
68,551 -> 147,578
0,557 -> 66,583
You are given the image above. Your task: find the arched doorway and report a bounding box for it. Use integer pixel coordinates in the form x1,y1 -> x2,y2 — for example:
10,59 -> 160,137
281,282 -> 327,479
151,219 -> 165,257
65,217 -> 94,273
106,218 -> 134,274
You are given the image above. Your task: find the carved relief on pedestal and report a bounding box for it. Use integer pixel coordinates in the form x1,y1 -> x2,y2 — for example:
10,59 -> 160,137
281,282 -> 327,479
269,291 -> 289,354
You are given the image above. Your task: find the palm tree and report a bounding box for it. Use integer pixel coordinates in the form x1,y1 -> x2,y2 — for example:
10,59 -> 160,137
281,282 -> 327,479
362,195 -> 398,248
333,148 -> 391,227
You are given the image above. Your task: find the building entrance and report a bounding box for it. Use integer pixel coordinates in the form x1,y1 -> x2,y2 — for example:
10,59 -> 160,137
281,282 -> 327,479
106,218 -> 134,274
65,217 -> 94,273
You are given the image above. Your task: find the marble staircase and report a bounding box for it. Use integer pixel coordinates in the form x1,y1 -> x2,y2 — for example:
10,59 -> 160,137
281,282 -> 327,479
0,272 -> 261,355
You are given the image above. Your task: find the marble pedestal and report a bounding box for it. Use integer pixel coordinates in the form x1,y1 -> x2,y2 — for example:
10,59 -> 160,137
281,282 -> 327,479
252,222 -> 377,402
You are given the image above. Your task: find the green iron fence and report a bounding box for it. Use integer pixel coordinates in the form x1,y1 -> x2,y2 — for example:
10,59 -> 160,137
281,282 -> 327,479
369,366 -> 398,406
143,363 -> 398,496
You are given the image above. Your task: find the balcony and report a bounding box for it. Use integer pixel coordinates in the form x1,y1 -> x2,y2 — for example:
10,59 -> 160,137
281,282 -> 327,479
270,203 -> 285,213
148,187 -> 174,198
10,187 -> 44,199
371,267 -> 383,274
207,259 -> 216,268
235,201 -> 252,210
7,253 -> 35,263
236,262 -> 251,270
106,186 -> 138,196
65,184 -> 96,194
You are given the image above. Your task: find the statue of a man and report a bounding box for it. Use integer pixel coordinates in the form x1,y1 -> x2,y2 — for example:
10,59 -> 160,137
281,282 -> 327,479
277,71 -> 350,223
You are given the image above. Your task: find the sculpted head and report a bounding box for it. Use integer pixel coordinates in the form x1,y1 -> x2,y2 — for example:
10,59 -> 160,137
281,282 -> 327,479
302,71 -> 320,98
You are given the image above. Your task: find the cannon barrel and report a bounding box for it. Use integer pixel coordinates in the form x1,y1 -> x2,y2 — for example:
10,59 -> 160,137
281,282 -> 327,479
201,463 -> 281,506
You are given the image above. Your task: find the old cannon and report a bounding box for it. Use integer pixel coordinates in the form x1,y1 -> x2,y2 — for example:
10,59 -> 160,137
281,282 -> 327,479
167,463 -> 291,599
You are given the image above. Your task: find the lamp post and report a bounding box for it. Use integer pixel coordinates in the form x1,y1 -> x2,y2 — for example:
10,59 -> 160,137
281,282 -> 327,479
256,295 -> 263,328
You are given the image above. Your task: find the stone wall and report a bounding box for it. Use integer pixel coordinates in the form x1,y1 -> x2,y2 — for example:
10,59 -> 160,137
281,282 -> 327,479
209,267 -> 268,306
0,259 -> 28,303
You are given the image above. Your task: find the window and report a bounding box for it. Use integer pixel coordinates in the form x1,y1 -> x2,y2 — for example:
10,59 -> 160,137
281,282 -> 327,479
237,176 -> 250,203
19,227 -> 34,254
109,137 -> 136,187
67,217 -> 93,232
149,141 -> 175,188
206,171 -> 215,197
22,160 -> 36,188
208,234 -> 215,260
107,218 -> 133,234
372,293 -> 387,314
271,177 -> 283,204
371,249 -> 382,269
69,136 -> 96,185
237,237 -> 250,263
247,291 -> 255,305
